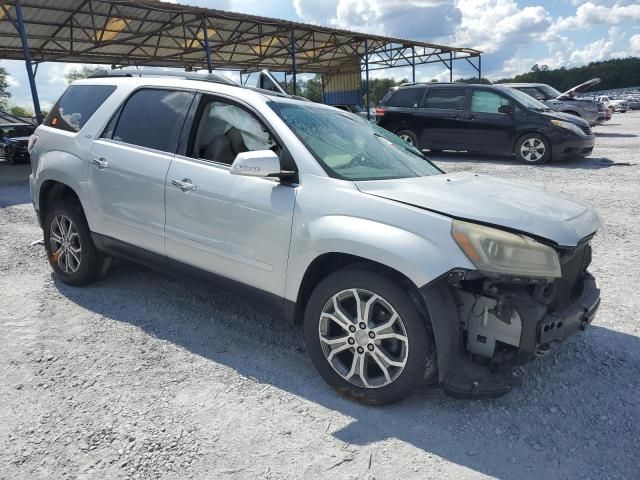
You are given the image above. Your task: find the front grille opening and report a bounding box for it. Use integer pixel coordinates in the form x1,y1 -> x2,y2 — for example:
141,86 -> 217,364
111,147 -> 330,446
549,244 -> 591,311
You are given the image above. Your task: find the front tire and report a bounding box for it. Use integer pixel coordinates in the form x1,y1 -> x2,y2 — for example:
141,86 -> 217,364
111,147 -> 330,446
5,147 -> 16,165
43,200 -> 109,285
304,267 -> 435,405
515,133 -> 551,164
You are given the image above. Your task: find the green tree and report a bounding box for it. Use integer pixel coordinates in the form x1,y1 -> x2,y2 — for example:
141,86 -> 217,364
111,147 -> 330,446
9,105 -> 32,117
0,65 -> 12,111
366,77 -> 406,106
455,76 -> 492,84
301,75 -> 322,102
64,66 -> 103,83
497,57 -> 640,92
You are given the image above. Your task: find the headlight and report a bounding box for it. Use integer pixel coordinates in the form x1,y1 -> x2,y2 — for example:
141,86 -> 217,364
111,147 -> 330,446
551,119 -> 585,136
451,220 -> 561,278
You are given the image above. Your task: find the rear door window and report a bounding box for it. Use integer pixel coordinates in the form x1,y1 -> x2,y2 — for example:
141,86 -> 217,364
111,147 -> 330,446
386,88 -> 424,107
44,85 -> 116,133
470,91 -> 510,114
422,88 -> 466,110
111,89 -> 193,153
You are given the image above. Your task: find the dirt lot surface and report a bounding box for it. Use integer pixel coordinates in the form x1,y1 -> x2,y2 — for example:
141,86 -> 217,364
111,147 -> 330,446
1,113 -> 639,480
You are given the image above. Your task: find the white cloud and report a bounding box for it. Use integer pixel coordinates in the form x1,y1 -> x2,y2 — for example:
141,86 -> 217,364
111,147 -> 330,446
630,34 -> 640,56
550,2 -> 640,33
454,0 -> 551,54
294,0 -> 461,40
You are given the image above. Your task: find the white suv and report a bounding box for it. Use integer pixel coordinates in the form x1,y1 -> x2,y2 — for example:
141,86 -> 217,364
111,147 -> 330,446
28,71 -> 601,404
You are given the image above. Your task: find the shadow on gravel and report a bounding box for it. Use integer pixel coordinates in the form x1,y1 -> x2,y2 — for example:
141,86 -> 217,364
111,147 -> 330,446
595,132 -> 637,138
54,261 -> 640,480
0,182 -> 31,207
431,152 -> 627,170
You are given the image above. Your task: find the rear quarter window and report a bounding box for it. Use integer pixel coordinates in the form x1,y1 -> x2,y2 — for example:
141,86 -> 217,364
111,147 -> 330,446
385,88 -> 424,107
422,88 -> 466,110
110,88 -> 193,153
44,85 -> 116,133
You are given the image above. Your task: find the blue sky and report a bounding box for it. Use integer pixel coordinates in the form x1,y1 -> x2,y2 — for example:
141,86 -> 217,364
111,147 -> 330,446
4,0 -> 640,111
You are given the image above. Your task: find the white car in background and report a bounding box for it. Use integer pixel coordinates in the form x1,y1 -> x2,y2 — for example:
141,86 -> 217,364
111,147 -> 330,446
596,96 -> 628,113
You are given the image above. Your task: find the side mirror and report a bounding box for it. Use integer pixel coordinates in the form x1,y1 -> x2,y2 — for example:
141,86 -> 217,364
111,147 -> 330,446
535,94 -> 545,100
230,150 -> 295,180
498,104 -> 512,114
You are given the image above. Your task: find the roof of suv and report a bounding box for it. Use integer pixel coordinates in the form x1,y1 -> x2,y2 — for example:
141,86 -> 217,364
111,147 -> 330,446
499,83 -> 547,87
74,74 -> 311,107
392,82 -> 510,91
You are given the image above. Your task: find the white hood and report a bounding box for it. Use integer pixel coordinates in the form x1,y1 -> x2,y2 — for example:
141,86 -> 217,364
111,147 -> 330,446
356,172 -> 601,247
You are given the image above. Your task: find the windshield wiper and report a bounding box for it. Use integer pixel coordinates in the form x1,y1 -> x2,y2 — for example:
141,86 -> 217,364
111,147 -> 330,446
373,133 -> 425,159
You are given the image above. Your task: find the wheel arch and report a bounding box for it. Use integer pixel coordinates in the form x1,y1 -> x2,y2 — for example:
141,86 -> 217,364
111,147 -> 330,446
291,252 -> 425,325
38,180 -> 85,227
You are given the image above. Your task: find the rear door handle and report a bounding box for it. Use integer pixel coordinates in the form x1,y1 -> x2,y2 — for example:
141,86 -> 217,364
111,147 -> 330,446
91,157 -> 109,169
171,179 -> 197,192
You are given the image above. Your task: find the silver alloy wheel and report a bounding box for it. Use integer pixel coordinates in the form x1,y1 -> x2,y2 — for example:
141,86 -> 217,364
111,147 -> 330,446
319,288 -> 409,389
520,137 -> 546,162
49,214 -> 82,274
399,134 -> 414,145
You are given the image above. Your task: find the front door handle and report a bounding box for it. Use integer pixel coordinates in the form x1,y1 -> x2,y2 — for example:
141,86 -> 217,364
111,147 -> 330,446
171,179 -> 197,192
91,157 -> 109,169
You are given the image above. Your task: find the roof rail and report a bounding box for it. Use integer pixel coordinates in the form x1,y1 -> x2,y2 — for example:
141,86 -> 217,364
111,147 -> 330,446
88,68 -> 311,102
89,69 -> 239,86
397,81 -> 463,87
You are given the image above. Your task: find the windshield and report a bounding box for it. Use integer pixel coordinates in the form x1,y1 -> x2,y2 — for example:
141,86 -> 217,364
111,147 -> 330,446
269,101 -> 441,181
503,88 -> 551,110
538,84 -> 562,99
0,125 -> 35,137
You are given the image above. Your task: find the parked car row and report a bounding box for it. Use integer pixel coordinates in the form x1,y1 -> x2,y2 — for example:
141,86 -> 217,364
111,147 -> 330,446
374,82 -> 595,164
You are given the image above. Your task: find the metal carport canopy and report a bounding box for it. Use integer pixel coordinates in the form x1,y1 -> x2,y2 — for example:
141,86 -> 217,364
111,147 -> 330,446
0,0 -> 481,73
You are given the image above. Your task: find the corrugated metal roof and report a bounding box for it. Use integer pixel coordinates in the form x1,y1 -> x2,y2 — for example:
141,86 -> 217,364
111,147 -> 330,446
0,0 -> 481,73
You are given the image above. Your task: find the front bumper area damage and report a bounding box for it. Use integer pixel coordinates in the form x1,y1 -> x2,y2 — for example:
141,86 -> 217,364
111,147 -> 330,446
420,243 -> 600,399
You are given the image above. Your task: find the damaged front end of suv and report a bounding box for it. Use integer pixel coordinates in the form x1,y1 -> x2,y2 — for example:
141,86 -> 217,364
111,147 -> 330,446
424,220 -> 600,398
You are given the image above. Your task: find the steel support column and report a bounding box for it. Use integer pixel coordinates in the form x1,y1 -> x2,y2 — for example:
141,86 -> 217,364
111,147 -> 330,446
15,1 -> 42,123
202,20 -> 212,73
291,29 -> 297,95
365,39 -> 370,120
478,55 -> 482,80
449,51 -> 453,82
412,46 -> 416,83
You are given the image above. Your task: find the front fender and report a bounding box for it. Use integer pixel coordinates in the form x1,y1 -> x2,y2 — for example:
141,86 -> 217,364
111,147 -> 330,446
284,214 -> 474,302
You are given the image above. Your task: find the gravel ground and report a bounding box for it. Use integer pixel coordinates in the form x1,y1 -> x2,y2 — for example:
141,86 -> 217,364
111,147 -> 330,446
1,113 -> 639,480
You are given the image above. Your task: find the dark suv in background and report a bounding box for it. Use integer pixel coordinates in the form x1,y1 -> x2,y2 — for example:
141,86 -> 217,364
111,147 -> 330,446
0,122 -> 35,164
375,83 -> 595,164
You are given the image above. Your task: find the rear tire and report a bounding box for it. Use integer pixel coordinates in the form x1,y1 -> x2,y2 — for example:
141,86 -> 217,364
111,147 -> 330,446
43,199 -> 110,286
303,267 -> 436,405
396,130 -> 420,150
5,147 -> 16,165
515,133 -> 551,164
